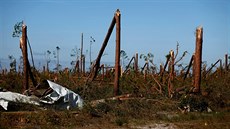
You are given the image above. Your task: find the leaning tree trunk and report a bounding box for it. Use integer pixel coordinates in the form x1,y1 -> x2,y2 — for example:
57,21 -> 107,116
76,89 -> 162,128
87,13 -> 116,82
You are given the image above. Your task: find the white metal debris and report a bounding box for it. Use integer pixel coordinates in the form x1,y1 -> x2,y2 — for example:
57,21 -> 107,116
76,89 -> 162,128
40,80 -> 83,110
0,80 -> 83,110
0,91 -> 40,110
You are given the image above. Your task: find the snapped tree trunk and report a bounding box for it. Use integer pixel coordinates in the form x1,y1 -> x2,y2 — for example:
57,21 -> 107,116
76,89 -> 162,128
87,13 -> 116,82
114,9 -> 121,96
168,50 -> 175,97
193,26 -> 203,93
21,25 -> 38,91
21,25 -> 29,91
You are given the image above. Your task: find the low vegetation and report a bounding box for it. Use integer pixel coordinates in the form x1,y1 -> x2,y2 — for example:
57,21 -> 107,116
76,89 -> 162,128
0,69 -> 229,128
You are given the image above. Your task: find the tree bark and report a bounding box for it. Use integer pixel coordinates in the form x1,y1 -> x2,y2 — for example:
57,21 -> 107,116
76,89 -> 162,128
134,53 -> 138,73
22,25 -> 29,91
160,55 -> 170,82
123,56 -> 134,73
114,9 -> 121,96
82,55 -> 85,74
168,50 -> 174,96
183,54 -> 194,81
225,54 -> 228,71
194,26 -> 203,93
80,33 -> 83,73
88,13 -> 116,82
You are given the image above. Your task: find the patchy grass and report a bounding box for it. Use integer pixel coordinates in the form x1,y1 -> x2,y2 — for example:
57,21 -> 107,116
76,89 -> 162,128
0,71 -> 230,128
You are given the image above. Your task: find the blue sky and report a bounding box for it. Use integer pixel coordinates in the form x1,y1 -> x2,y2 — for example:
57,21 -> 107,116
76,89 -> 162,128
0,0 -> 229,70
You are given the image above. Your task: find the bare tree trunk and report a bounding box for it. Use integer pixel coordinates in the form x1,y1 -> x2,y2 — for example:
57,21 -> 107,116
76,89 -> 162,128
27,60 -> 37,87
204,59 -> 221,78
194,26 -> 203,93
87,14 -> 116,82
27,38 -> 35,68
168,50 -> 174,96
160,56 -> 170,82
80,33 -> 83,73
83,55 -> 85,75
114,9 -> 121,96
20,25 -> 37,89
75,60 -> 79,73
183,54 -> 194,81
225,54 -> 228,71
170,50 -> 175,81
21,25 -> 29,91
134,53 -> 138,73
192,54 -> 196,86
123,56 -> 134,73
219,59 -> 223,76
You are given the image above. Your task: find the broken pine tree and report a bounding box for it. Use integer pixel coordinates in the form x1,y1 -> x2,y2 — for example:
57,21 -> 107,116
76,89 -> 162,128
193,26 -> 203,93
86,9 -> 121,96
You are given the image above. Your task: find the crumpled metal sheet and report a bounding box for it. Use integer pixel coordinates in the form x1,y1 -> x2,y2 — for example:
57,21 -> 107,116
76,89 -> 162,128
0,91 -> 40,110
0,80 -> 83,110
40,80 -> 83,110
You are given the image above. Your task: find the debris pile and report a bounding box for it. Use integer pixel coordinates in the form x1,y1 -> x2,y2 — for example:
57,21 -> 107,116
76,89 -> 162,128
0,80 -> 83,110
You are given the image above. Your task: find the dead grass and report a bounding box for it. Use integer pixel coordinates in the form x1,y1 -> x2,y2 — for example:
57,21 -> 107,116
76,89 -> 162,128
0,71 -> 230,128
